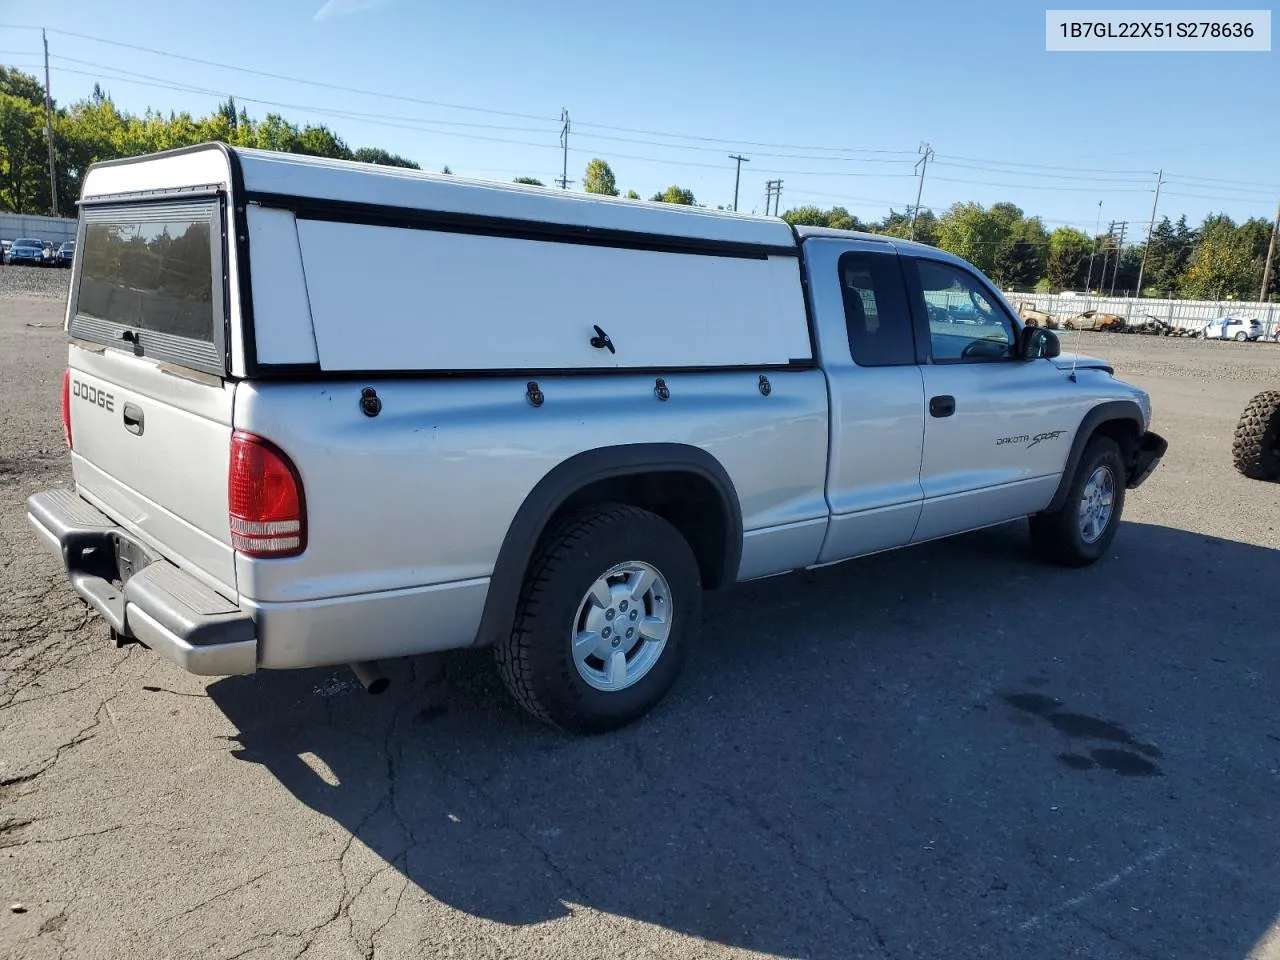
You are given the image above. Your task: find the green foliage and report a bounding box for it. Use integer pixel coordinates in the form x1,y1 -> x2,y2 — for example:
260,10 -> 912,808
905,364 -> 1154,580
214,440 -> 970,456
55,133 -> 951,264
352,147 -> 420,169
0,91 -> 46,212
624,189 -> 641,200
1179,214 -> 1264,299
582,158 -> 619,196
650,185 -> 696,205
513,176 -> 544,186
1045,226 -> 1092,291
781,205 -> 866,232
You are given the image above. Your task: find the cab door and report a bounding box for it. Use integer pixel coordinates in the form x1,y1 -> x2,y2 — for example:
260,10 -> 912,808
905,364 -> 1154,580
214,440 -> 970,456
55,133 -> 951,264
801,237 -> 926,563
900,252 -> 1085,543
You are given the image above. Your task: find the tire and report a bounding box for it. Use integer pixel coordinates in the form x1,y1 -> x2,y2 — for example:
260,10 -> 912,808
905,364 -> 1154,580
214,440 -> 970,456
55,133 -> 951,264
1232,390 -> 1280,482
1235,331 -> 1248,342
1030,436 -> 1126,568
1062,321 -> 1075,331
494,503 -> 702,734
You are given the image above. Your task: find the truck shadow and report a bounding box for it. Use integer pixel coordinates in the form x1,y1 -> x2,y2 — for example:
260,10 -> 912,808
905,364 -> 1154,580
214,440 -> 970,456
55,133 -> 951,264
206,520 -> 1280,958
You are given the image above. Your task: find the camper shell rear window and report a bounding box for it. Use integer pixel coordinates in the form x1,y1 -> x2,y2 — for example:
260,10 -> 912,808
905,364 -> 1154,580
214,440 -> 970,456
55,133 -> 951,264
69,197 -> 225,375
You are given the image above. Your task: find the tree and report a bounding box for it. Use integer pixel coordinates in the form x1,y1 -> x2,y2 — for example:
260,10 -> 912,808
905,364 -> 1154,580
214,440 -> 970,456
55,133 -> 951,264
0,92 -> 46,213
624,189 -> 640,200
441,165 -> 452,175
650,185 -> 695,205
782,205 -> 829,227
995,215 -> 1048,290
1180,214 -> 1264,299
352,147 -> 420,169
877,208 -> 938,246
936,202 -> 1008,277
582,158 -> 618,196
1045,227 -> 1092,291
513,176 -> 544,186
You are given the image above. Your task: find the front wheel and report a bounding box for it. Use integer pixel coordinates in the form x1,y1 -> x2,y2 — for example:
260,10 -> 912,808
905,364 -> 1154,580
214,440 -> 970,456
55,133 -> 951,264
1235,331 -> 1248,342
495,503 -> 702,733
1030,437 -> 1126,567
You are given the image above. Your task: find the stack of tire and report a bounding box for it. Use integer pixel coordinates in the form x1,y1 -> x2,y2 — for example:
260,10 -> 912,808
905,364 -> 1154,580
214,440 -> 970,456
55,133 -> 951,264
1232,391 -> 1280,481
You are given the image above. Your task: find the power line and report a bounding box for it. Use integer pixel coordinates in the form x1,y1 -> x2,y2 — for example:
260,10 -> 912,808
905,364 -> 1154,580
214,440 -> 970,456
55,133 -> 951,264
930,175 -> 1152,194
30,25 -> 559,122
934,153 -> 1157,176
931,159 -> 1152,185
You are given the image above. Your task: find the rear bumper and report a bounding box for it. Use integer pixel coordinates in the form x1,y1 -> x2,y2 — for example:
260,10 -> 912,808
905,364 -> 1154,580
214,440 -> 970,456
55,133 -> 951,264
26,489 -> 257,676
1127,431 -> 1168,489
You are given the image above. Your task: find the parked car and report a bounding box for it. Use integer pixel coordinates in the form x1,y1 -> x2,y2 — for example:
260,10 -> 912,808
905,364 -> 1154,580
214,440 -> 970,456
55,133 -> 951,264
7,237 -> 46,266
56,241 -> 76,268
1200,316 -> 1262,341
27,143 -> 1168,733
1061,310 -> 1126,332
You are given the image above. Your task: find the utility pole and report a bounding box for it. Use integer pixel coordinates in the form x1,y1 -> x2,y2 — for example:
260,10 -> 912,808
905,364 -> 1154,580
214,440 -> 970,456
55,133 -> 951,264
42,29 -> 59,218
1134,169 -> 1163,298
1109,220 -> 1127,297
1084,200 -> 1103,294
555,108 -> 571,189
1098,220 -> 1115,296
729,154 -> 749,212
764,179 -> 782,217
1260,199 -> 1280,302
909,142 -> 933,240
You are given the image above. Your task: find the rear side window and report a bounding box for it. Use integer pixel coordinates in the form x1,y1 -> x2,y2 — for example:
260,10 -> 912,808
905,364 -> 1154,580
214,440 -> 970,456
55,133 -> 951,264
71,199 -> 224,374
837,251 -> 916,367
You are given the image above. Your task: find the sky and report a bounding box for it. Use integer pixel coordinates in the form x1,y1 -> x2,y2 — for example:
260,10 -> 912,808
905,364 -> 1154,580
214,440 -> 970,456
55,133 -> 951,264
1,0 -> 1277,237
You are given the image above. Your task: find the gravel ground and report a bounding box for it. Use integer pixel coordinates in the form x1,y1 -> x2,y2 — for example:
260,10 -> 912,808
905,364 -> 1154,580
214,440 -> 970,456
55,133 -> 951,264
0,265 -> 71,301
3,295 -> 1280,960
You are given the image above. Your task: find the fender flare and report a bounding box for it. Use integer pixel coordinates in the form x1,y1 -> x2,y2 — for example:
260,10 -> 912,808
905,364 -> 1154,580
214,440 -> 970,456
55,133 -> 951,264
1044,400 -> 1144,513
472,443 -> 742,647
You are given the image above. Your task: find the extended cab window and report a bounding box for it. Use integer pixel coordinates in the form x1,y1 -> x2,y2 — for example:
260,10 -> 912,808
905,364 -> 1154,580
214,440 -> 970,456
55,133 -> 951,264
912,259 -> 1017,363
71,199 -> 224,374
838,251 -> 916,367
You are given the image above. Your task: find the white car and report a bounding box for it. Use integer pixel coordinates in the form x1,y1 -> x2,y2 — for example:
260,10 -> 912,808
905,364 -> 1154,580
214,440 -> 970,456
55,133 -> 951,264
1201,316 -> 1263,341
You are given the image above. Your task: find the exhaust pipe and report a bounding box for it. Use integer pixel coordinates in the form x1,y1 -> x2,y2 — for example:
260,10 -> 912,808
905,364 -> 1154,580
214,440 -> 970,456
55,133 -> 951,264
349,660 -> 390,696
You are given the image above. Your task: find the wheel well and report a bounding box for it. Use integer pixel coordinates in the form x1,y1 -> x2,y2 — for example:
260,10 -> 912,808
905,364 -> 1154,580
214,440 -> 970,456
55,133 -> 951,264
1093,418 -> 1141,472
554,471 -> 735,589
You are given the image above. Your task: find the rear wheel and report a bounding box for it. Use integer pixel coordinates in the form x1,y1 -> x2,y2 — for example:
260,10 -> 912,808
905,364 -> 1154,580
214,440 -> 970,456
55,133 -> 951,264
1232,390 -> 1280,482
495,503 -> 702,733
1235,331 -> 1248,342
1030,437 -> 1126,567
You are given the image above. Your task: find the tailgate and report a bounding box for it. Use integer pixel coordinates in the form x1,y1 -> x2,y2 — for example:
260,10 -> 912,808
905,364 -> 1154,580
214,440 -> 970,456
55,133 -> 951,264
65,195 -> 238,597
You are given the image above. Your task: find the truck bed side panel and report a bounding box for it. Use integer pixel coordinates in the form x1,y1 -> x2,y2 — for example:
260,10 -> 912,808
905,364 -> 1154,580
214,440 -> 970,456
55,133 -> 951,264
232,371 -> 831,610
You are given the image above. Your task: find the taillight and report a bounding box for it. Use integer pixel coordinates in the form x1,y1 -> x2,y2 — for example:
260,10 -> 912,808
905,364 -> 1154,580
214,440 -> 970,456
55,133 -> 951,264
61,370 -> 72,448
228,431 -> 306,558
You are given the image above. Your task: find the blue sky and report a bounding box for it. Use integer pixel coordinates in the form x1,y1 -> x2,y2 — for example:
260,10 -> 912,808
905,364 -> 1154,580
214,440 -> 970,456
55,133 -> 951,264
1,0 -> 1276,235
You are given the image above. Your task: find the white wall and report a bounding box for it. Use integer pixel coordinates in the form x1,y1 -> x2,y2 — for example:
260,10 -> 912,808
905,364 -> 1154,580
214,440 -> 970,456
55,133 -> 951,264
0,213 -> 77,244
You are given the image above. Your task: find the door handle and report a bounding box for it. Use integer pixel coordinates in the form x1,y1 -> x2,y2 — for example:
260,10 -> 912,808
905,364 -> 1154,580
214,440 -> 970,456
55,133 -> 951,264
122,403 -> 145,436
929,395 -> 956,418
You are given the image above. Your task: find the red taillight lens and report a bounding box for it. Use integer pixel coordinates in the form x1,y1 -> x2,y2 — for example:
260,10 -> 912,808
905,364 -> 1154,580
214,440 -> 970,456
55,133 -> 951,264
228,431 -> 306,558
61,370 -> 72,448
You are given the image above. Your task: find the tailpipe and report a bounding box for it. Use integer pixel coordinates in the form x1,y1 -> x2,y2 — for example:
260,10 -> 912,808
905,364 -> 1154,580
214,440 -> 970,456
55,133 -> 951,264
349,660 -> 390,696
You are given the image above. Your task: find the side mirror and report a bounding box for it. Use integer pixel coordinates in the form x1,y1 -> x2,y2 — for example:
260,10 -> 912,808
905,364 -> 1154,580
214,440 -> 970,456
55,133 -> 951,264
1020,326 -> 1060,360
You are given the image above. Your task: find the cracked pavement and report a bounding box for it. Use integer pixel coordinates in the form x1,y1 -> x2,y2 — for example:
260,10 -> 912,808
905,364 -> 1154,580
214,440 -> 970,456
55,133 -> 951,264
3,291 -> 1280,959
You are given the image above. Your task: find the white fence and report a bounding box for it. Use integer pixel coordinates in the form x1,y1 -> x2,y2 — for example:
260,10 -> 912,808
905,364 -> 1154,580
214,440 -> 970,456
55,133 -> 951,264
1005,291 -> 1280,338
0,213 -> 77,245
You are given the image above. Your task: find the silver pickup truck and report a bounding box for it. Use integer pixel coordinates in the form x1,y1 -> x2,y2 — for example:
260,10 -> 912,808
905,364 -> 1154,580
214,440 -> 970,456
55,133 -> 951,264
27,144 -> 1166,733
